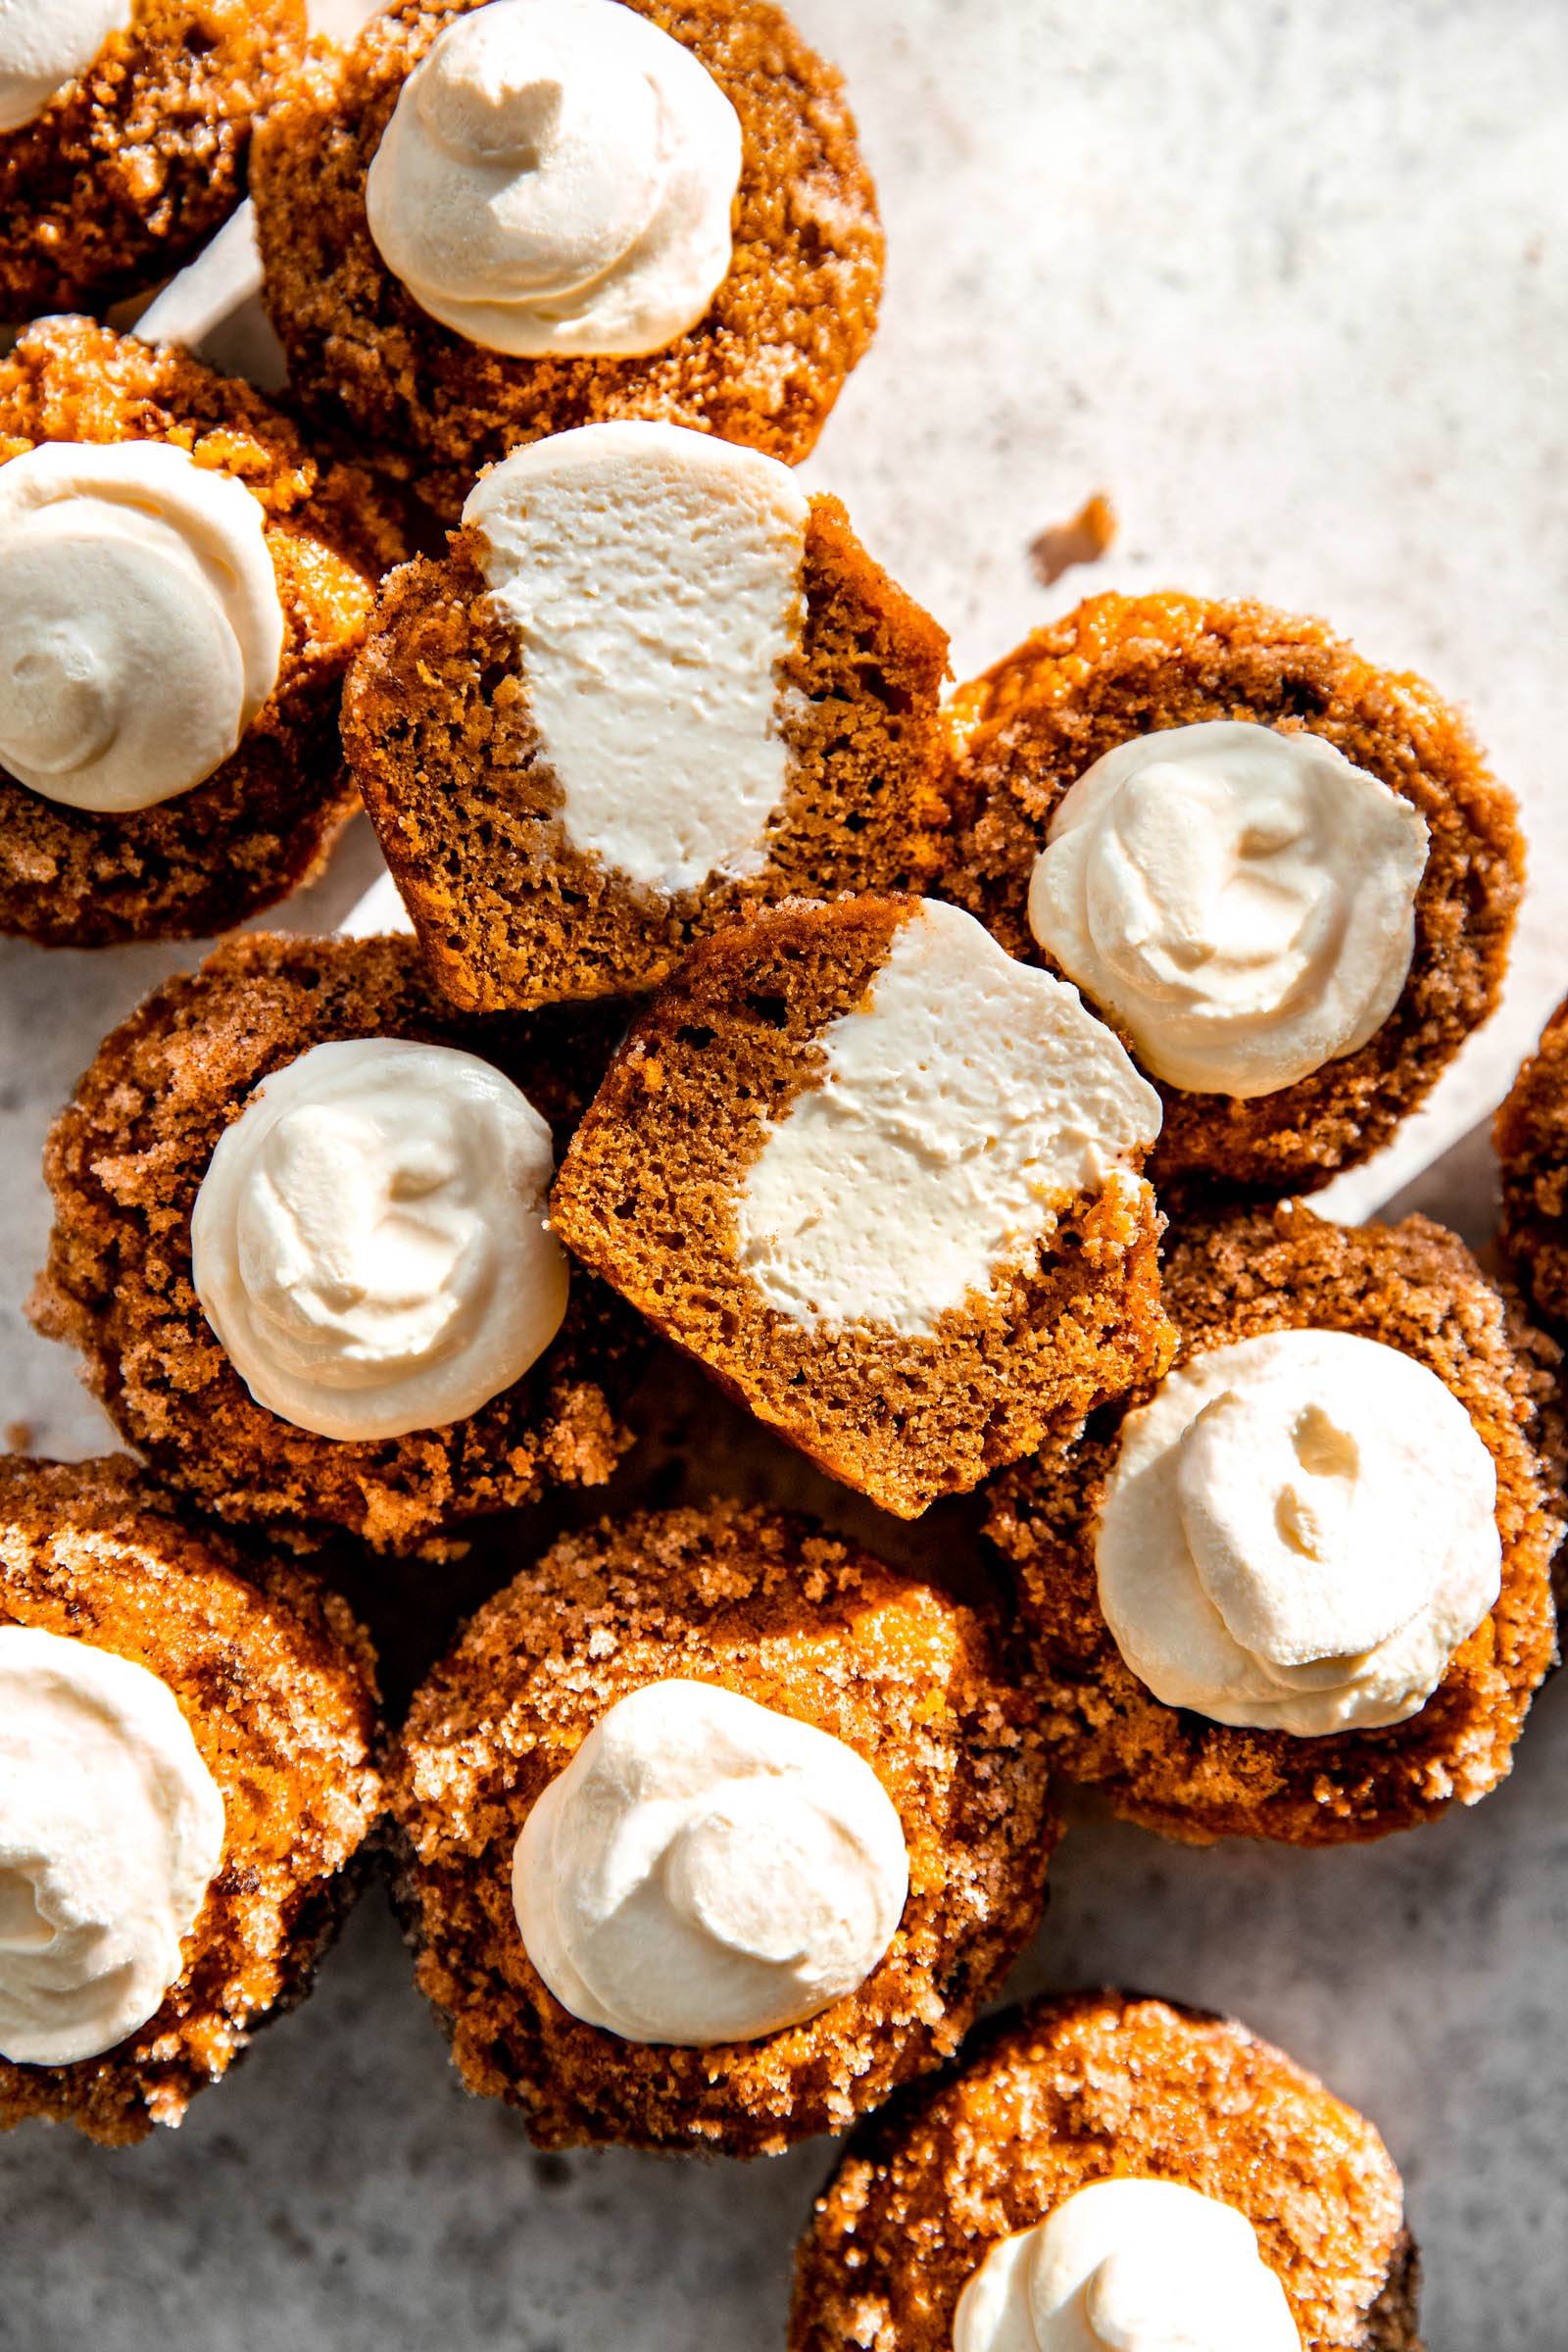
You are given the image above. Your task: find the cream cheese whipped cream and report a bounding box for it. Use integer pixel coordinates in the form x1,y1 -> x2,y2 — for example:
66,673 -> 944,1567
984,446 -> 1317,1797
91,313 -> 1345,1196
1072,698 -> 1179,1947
1027,720 -> 1429,1098
0,1626 -> 225,2067
953,2178 -> 1300,2352
466,420 -> 808,895
1096,1328 -> 1500,1736
365,0 -> 742,356
0,440 -> 283,813
0,0 -> 131,134
191,1037 -> 569,1441
513,1679 -> 908,2045
735,901 -> 1163,1335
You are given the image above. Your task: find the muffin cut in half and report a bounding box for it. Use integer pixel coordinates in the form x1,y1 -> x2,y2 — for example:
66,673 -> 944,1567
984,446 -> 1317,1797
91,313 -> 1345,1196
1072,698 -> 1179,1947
33,933 -> 641,1554
0,1453 -> 381,2147
1495,992 -> 1568,1333
791,1991 -> 1422,2352
345,421 -> 951,1008
0,317 -> 406,948
940,592 -> 1523,1197
252,0 -> 884,512
550,895 -> 1174,1518
388,1504 -> 1055,2155
986,1202 -> 1560,1845
0,0 -> 303,318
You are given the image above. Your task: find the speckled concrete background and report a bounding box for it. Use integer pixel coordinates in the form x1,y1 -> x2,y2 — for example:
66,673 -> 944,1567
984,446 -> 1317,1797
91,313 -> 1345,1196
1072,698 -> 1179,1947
3,2 -> 1567,2344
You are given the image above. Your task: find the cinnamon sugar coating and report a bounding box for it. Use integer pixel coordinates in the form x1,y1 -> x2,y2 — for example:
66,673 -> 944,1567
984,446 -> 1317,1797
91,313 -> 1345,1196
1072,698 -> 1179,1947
343,499 -> 951,1008
550,897 -> 1175,1519
32,935 -> 642,1554
939,593 -> 1523,1197
0,318 -> 406,947
0,1453 -> 381,2147
388,1504 -> 1054,2154
986,1204 -> 1560,1845
251,0 -> 884,513
0,0 -> 303,317
790,1991 -> 1421,2352
1496,992 -> 1568,1329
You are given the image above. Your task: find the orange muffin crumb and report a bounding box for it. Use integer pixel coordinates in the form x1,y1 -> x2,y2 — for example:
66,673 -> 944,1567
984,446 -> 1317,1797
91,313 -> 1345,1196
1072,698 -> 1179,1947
252,0 -> 884,512
0,1453 -> 381,2147
389,1504 -> 1055,2154
986,1203 -> 1560,1845
790,1992 -> 1421,2352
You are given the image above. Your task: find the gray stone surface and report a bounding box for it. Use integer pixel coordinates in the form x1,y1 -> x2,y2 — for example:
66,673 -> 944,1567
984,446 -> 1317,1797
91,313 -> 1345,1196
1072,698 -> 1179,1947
4,0 -> 1568,2344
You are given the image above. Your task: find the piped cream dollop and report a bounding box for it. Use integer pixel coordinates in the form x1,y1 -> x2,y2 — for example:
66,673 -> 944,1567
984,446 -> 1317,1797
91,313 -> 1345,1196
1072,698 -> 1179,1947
953,2179 -> 1300,2352
0,1626 -> 225,2067
0,0 -> 131,134
0,441 -> 283,813
1027,720 -> 1429,1098
1095,1328 -> 1500,1736
513,1679 -> 908,2045
465,420 -> 808,894
735,901 -> 1163,1335
365,0 -> 741,356
190,1037 -> 569,1441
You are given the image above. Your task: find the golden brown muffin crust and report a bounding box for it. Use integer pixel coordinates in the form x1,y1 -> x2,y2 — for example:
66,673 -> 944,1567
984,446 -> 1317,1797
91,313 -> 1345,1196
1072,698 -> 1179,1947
389,1503 -> 1055,2154
1495,993 -> 1568,1329
0,0 -> 304,317
31,934 -> 642,1554
986,1203 -> 1560,1845
0,318 -> 407,948
344,496 -> 952,1008
789,1992 -> 1420,2352
551,895 -> 1174,1519
0,1453 -> 381,2147
251,0 -> 884,510
939,593 -> 1523,1198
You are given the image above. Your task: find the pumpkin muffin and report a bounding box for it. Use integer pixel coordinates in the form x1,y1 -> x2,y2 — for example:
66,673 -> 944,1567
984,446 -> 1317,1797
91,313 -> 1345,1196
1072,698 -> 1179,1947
551,895 -> 1174,1519
32,933 -> 641,1554
0,0 -> 303,319
1495,993 -> 1568,1331
790,1991 -> 1422,2352
0,1452 -> 381,2148
388,1503 -> 1055,2155
986,1202 -> 1559,1846
251,0 -> 884,513
940,593 -> 1523,1198
344,422 -> 950,1009
0,317 -> 406,948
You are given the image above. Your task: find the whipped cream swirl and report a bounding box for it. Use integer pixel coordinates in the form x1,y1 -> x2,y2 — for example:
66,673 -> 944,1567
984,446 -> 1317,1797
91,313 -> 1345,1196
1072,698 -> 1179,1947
513,1679 -> 908,2044
1027,720 -> 1429,1098
366,0 -> 742,357
954,2179 -> 1300,2352
0,0 -> 131,134
1096,1328 -> 1500,1736
191,1037 -> 569,1441
0,1626 -> 225,2067
0,441 -> 283,814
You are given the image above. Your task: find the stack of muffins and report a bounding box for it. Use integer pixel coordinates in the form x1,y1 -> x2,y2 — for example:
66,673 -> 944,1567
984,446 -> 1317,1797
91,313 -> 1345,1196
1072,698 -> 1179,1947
0,6 -> 1561,2349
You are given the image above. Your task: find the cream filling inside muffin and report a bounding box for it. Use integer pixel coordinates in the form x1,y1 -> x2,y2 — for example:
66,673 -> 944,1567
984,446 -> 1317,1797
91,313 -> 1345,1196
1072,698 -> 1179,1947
0,0 -> 131,134
1094,1327 -> 1500,1735
513,1678 -> 907,2044
954,2178 -> 1299,2352
1027,720 -> 1429,1097
0,441 -> 283,814
0,1627 -> 225,2067
365,0 -> 742,356
466,420 -> 808,894
190,1037 -> 569,1441
734,900 -> 1163,1335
